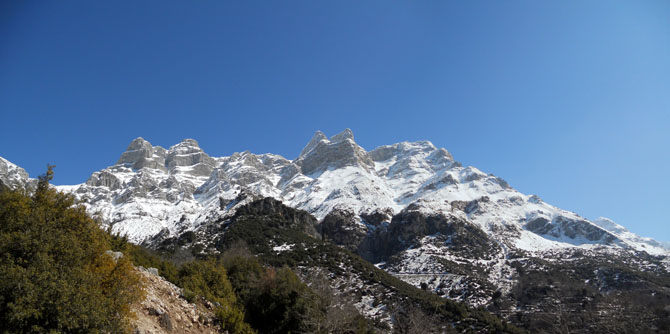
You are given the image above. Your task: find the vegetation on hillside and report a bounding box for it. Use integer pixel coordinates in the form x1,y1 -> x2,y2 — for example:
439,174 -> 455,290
0,167 -> 142,334
214,198 -> 523,334
505,252 -> 670,333
0,169 -> 523,333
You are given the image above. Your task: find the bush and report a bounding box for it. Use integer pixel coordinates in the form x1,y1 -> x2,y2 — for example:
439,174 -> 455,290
177,258 -> 254,334
110,234 -> 179,284
244,266 -> 315,334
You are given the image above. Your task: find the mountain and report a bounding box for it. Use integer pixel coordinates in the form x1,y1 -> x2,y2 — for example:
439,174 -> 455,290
2,129 -> 670,333
30,129 -> 666,257
0,157 -> 37,191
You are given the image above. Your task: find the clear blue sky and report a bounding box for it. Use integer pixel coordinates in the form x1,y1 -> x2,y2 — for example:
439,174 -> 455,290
1,1 -> 669,241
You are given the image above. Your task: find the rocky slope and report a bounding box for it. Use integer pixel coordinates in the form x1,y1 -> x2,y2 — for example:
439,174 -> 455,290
132,266 -> 219,334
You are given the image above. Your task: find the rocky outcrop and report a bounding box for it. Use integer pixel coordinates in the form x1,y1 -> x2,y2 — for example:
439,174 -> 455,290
234,197 -> 320,238
449,196 -> 491,215
86,170 -> 122,190
131,267 -> 219,334
525,216 -> 620,244
0,157 -> 37,191
165,139 -> 216,177
299,130 -> 328,157
361,210 -> 499,262
117,137 -> 167,171
360,208 -> 393,226
319,209 -> 366,252
296,129 -> 374,175
116,137 -> 216,177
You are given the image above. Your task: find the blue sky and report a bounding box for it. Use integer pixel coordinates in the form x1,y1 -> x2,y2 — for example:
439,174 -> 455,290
1,1 -> 669,241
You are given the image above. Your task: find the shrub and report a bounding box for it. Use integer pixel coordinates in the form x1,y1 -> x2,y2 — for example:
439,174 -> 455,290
177,258 -> 254,334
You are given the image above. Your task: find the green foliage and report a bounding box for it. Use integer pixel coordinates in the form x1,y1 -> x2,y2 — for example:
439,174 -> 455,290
178,259 -> 237,306
243,266 -> 315,334
508,254 -> 670,333
222,250 -> 265,303
217,200 -> 522,334
110,233 -> 179,284
176,258 -> 254,334
110,234 -> 255,334
223,252 -> 334,334
0,166 -> 143,334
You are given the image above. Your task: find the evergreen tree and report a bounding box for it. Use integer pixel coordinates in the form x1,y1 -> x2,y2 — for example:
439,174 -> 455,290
0,166 -> 142,334
177,258 -> 254,334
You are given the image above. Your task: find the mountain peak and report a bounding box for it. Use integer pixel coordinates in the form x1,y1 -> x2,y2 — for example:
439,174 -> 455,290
300,129 -> 356,158
165,139 -> 214,176
296,129 -> 373,175
169,138 -> 202,153
117,137 -> 158,169
299,131 -> 328,157
330,128 -> 354,143
179,138 -> 200,147
125,137 -> 151,151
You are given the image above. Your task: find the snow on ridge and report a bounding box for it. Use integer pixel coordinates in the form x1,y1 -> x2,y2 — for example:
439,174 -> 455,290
592,217 -> 669,255
0,156 -> 34,190
1,130 -> 667,256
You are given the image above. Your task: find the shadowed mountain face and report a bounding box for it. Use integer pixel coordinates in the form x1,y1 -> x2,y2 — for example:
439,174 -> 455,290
165,197 -> 670,334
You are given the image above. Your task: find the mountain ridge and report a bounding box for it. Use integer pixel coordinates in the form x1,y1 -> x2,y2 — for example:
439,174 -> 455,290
3,129 -> 670,332
0,129 -> 667,256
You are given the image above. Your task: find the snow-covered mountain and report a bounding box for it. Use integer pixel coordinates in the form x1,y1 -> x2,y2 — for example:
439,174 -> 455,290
1,129 -> 667,257
4,130 -> 670,332
0,157 -> 37,191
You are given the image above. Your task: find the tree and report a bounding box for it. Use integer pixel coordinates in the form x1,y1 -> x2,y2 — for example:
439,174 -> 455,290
301,269 -> 374,334
244,266 -> 313,334
177,258 -> 254,334
0,166 -> 143,334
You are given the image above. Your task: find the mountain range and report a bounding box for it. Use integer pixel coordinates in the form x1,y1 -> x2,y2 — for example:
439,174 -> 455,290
2,129 -> 666,255
2,129 -> 670,332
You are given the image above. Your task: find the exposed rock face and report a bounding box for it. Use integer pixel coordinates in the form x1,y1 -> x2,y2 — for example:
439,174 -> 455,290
360,208 -> 393,226
361,210 -> 498,262
117,137 -> 167,171
86,170 -> 122,190
165,139 -> 215,177
525,216 -> 619,244
319,209 -> 366,252
296,129 -> 375,175
115,137 -> 216,177
0,157 -> 37,191
299,130 -> 328,157
131,267 -> 219,334
234,197 -> 320,238
105,250 -> 124,262
449,196 -> 491,215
